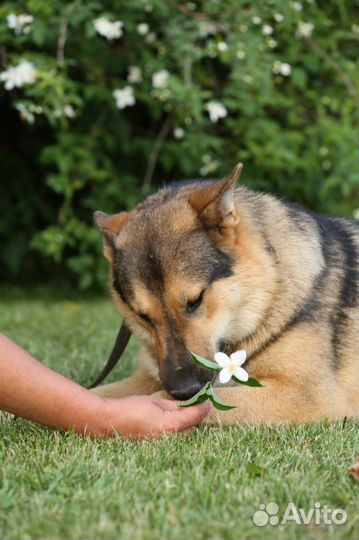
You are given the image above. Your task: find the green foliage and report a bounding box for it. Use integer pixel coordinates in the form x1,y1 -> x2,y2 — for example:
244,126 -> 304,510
0,0 -> 357,288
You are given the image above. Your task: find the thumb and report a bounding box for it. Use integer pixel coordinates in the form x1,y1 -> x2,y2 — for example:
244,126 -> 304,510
164,401 -> 211,433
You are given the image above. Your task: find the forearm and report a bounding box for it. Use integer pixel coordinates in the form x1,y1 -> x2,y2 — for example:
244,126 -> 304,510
0,334 -> 107,435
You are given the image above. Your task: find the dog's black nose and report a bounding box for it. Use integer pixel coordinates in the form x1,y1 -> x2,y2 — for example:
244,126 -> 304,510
170,381 -> 204,401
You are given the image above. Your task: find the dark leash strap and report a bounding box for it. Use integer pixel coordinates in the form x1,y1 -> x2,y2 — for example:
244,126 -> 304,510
88,321 -> 132,388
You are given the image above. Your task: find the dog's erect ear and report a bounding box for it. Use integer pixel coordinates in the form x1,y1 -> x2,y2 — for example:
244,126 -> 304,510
188,163 -> 243,229
94,210 -> 128,261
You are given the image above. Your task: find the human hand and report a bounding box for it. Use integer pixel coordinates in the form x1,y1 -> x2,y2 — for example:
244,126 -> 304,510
99,395 -> 210,438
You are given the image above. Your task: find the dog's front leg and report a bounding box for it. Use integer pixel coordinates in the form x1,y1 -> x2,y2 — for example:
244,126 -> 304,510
152,381 -> 311,424
204,377 -> 345,425
91,346 -> 161,398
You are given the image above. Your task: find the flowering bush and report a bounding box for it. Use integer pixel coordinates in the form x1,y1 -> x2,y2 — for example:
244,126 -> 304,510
0,0 -> 357,288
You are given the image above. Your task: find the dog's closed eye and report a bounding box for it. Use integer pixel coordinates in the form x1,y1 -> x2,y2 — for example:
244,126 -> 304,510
186,291 -> 205,314
138,312 -> 154,326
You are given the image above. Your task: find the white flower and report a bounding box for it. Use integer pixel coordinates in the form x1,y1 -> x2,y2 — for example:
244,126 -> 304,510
173,127 -> 185,139
242,74 -> 253,84
15,103 -> 35,124
236,50 -> 246,59
93,17 -> 123,40
0,60 -> 37,90
6,13 -> 18,29
262,24 -> 273,35
353,209 -> 359,221
319,146 -> 328,156
205,101 -> 227,123
137,23 -> 149,35
215,351 -> 249,384
280,62 -> 292,76
252,16 -> 262,25
274,13 -> 284,22
200,154 -> 220,176
217,41 -> 228,52
113,86 -> 135,109
152,69 -> 169,88
7,13 -> 33,35
296,21 -> 314,38
291,1 -> 303,11
127,66 -> 142,84
267,39 -> 277,48
64,104 -> 76,118
273,61 -> 292,76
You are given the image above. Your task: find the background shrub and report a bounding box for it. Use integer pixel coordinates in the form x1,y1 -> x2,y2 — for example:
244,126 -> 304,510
0,0 -> 357,289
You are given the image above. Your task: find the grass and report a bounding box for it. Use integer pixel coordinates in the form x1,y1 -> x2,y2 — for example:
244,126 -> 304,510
0,286 -> 358,540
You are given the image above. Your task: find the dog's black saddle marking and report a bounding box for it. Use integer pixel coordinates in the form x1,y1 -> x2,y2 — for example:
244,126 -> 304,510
88,321 -> 132,388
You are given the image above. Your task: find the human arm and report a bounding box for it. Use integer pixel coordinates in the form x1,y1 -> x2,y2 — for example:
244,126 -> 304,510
0,334 -> 209,438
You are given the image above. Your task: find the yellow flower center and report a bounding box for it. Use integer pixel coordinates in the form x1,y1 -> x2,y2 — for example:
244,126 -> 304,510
228,361 -> 237,373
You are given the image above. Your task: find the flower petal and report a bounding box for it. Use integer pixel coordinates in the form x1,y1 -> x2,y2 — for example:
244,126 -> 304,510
234,366 -> 249,382
219,367 -> 232,384
214,352 -> 230,368
230,350 -> 247,366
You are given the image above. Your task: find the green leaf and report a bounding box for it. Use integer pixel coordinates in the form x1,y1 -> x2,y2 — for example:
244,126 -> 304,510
232,376 -> 263,387
190,352 -> 219,371
179,382 -> 236,410
206,385 -> 237,411
179,382 -> 211,407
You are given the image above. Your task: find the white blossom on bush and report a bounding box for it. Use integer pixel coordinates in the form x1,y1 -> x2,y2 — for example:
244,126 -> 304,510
173,127 -> 185,139
291,1 -> 303,11
64,105 -> 76,118
127,66 -> 142,84
15,103 -> 35,124
217,41 -> 228,52
93,18 -> 123,40
242,74 -> 253,84
267,39 -> 277,49
205,101 -> 227,123
0,60 -> 37,90
319,146 -> 328,156
252,16 -> 262,25
236,50 -> 246,59
137,23 -> 149,35
274,13 -> 284,22
7,13 -> 33,35
113,87 -> 135,109
262,24 -> 273,36
296,22 -> 314,38
152,70 -> 169,89
200,154 -> 220,176
273,61 -> 292,76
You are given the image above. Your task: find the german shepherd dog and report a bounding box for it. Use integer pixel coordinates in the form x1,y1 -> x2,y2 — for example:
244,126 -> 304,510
92,164 -> 359,424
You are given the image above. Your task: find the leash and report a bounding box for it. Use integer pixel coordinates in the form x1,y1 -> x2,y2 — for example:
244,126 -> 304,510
88,321 -> 132,388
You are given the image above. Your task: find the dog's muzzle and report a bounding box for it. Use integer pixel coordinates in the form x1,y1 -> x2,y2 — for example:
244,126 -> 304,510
162,366 -> 213,401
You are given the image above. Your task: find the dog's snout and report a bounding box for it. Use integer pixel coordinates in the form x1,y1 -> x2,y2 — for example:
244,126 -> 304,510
170,381 -> 204,401
163,365 -> 212,401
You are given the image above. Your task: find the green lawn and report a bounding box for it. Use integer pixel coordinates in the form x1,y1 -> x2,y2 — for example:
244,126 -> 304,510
0,287 -> 358,540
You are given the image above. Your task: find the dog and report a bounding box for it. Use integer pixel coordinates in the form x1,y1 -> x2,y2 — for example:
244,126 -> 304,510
91,163 -> 359,424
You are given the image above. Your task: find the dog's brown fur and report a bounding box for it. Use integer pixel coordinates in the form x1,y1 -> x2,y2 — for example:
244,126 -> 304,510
92,164 -> 359,424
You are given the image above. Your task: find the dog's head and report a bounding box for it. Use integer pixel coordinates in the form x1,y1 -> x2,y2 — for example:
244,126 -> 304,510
95,164 -> 256,399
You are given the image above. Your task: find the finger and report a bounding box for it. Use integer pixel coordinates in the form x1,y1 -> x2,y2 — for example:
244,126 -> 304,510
157,398 -> 180,411
163,401 -> 211,433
